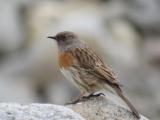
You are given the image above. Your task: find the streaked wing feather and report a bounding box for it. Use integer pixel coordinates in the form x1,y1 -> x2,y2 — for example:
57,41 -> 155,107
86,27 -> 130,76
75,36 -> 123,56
71,47 -> 121,86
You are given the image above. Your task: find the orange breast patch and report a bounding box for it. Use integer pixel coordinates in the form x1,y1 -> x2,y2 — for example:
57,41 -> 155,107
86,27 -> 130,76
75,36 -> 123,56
59,52 -> 74,68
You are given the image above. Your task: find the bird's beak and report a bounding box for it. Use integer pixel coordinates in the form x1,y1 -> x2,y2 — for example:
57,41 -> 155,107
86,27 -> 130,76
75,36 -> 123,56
47,36 -> 57,40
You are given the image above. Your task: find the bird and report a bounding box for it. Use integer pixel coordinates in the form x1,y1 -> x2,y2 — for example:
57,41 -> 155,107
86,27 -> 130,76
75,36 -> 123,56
48,31 -> 140,119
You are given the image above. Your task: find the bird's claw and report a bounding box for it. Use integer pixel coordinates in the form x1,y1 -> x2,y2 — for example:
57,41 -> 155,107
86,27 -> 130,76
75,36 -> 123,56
65,93 -> 105,105
82,93 -> 105,99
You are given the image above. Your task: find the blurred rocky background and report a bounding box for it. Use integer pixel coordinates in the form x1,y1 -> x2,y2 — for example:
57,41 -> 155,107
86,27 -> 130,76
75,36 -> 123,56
0,0 -> 160,119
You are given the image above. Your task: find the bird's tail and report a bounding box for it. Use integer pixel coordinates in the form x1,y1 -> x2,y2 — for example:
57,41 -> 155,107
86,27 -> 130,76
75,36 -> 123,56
113,86 -> 140,119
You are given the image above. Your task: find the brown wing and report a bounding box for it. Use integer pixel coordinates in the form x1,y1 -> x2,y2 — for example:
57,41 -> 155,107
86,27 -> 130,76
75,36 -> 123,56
70,47 -> 121,86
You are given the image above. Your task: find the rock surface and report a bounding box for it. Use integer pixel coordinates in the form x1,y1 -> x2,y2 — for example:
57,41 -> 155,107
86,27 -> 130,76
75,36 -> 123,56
0,103 -> 84,120
67,96 -> 149,120
0,96 -> 149,120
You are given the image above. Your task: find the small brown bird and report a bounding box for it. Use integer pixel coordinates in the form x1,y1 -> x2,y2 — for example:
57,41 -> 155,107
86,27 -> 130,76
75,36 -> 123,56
48,31 -> 140,119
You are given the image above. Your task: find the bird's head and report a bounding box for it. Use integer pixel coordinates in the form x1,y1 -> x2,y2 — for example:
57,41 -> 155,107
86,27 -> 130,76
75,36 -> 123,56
48,31 -> 78,44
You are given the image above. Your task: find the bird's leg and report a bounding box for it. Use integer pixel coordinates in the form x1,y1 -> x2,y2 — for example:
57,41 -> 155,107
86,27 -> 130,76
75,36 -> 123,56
65,92 -> 85,105
82,92 -> 105,99
65,92 -> 105,105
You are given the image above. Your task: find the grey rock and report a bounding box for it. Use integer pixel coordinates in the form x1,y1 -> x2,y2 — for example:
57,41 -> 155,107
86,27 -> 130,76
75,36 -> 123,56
0,103 -> 84,120
67,96 -> 149,120
0,96 -> 149,120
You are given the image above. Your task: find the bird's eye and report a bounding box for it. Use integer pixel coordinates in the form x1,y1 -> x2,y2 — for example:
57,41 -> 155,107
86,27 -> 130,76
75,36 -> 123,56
58,35 -> 66,41
57,35 -> 65,40
62,35 -> 66,39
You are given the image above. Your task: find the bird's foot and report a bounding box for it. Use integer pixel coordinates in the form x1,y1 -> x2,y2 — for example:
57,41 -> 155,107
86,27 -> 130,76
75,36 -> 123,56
82,93 -> 105,99
65,93 -> 105,105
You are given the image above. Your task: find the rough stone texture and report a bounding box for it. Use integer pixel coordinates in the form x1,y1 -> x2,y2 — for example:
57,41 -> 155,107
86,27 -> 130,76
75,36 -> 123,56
0,103 -> 84,120
0,96 -> 149,120
67,96 -> 149,120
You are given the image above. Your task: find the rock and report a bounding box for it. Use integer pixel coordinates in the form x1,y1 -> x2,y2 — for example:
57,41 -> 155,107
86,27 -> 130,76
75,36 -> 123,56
0,103 -> 84,120
67,96 -> 149,120
0,96 -> 149,120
